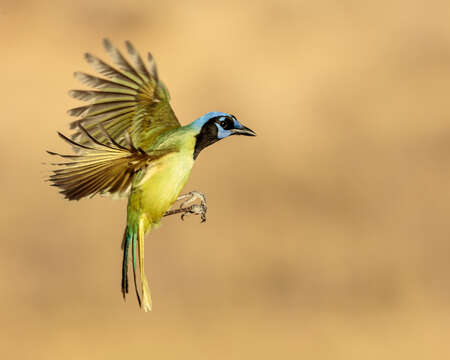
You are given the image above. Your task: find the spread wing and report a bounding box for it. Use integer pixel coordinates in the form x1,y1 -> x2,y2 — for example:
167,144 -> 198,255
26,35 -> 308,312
68,39 -> 181,151
48,125 -> 175,200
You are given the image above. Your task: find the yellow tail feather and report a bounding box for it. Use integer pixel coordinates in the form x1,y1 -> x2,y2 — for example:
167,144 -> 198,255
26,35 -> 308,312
138,217 -> 152,311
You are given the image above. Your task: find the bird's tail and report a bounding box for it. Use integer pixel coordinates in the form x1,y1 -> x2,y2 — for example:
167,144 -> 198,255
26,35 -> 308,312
121,218 -> 152,311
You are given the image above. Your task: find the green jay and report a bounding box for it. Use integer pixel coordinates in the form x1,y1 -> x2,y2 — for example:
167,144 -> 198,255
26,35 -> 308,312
48,39 -> 255,311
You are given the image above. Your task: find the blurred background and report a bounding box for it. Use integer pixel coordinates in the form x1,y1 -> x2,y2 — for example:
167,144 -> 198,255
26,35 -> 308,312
2,0 -> 450,358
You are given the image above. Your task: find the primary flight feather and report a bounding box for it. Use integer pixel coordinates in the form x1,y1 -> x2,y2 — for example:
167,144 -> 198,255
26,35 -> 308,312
48,39 -> 255,311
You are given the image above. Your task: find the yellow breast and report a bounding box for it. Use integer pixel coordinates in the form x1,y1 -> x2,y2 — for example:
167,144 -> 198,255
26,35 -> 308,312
128,151 -> 195,228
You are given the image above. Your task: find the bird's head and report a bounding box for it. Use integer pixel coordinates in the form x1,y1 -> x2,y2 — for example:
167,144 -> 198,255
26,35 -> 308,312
191,112 -> 256,159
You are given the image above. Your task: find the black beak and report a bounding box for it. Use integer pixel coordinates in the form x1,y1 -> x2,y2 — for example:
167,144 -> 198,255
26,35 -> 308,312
232,126 -> 256,136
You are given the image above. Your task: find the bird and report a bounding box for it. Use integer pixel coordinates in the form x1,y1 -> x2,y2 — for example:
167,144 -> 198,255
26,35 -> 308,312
47,39 -> 255,311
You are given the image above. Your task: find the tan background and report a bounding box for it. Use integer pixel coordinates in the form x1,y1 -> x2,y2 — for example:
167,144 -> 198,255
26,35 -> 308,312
2,0 -> 450,358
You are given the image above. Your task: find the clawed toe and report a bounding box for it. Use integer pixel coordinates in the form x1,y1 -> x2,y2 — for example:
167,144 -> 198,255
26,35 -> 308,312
163,190 -> 208,222
178,191 -> 207,222
179,191 -> 206,209
181,203 -> 207,222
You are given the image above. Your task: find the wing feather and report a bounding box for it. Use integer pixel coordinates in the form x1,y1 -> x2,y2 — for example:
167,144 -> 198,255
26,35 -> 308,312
73,72 -> 136,94
48,126 -> 174,200
103,38 -> 146,83
84,52 -> 141,88
69,39 -> 180,151
125,41 -> 151,80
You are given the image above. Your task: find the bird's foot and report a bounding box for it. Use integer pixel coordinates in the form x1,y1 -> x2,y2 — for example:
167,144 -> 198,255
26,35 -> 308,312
164,191 -> 207,222
163,203 -> 207,222
178,191 -> 206,210
180,191 -> 207,222
181,203 -> 207,222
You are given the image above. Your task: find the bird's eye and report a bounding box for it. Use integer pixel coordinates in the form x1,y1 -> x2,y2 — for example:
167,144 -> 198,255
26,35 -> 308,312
219,118 -> 234,130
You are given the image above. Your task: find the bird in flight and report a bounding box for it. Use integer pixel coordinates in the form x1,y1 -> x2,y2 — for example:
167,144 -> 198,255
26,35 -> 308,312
48,39 -> 255,311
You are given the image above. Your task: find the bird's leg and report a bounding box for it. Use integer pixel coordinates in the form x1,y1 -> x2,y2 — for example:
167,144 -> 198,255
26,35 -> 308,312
163,191 -> 207,222
164,204 -> 207,222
